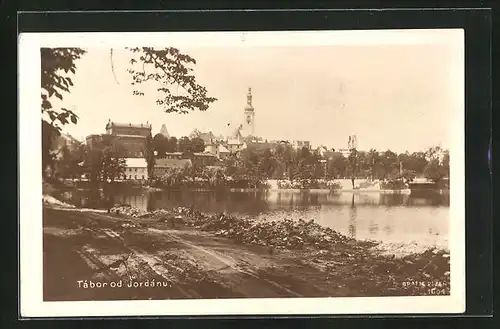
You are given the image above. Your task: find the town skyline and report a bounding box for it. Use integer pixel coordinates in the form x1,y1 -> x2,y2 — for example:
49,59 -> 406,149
51,41 -> 460,153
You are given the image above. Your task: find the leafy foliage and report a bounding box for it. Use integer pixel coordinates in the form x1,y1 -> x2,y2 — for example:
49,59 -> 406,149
274,144 -> 297,180
166,137 -> 178,153
144,132 -> 156,179
190,137 -> 206,153
41,47 -> 216,179
152,133 -> 168,157
169,136 -> 206,154
42,120 -> 62,178
346,149 -> 359,179
41,48 -> 86,179
82,136 -> 126,183
41,48 -> 86,130
423,147 -> 450,183
56,143 -> 86,180
126,47 -> 218,114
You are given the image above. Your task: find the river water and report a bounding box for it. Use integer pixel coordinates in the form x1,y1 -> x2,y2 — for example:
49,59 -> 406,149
70,188 -> 449,249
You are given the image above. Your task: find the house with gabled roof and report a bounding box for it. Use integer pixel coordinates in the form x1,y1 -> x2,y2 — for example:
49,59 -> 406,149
153,158 -> 192,177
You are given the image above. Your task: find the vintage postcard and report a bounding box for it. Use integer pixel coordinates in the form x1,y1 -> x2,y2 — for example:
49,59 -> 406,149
19,29 -> 465,317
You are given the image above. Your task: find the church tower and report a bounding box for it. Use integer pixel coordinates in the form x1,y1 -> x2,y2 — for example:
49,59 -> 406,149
160,124 -> 170,138
243,87 -> 255,137
348,134 -> 357,150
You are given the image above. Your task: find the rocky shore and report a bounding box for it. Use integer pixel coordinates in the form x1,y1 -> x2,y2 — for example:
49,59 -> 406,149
109,204 -> 451,293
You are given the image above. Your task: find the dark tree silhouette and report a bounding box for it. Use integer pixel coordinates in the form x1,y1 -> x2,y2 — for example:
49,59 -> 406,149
41,48 -> 86,130
152,133 -> 168,157
144,132 -> 155,180
190,137 -> 206,153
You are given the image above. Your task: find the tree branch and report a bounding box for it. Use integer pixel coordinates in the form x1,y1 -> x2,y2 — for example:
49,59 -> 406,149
110,48 -> 120,85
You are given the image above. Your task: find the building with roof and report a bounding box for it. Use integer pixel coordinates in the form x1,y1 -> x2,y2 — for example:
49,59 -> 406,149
153,158 -> 192,177
163,152 -> 183,160
86,120 -> 152,158
192,152 -> 218,167
243,140 -> 276,155
225,124 -> 245,153
189,129 -> 219,155
105,120 -> 151,137
331,136 -> 360,158
227,139 -> 244,154
85,134 -> 103,150
292,140 -> 311,150
106,120 -> 151,158
217,144 -> 230,159
123,158 -> 148,181
336,148 -> 352,158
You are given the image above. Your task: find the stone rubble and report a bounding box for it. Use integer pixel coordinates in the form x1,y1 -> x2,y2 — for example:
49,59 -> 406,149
108,204 -> 450,271
103,204 -> 452,293
115,205 -> 354,250
109,204 -> 148,218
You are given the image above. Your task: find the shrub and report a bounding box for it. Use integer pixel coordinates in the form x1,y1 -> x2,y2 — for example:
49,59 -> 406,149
380,179 -> 408,190
277,179 -> 341,190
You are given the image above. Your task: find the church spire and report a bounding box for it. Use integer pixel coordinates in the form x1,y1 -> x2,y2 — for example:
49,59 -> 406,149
247,87 -> 252,106
160,124 -> 170,138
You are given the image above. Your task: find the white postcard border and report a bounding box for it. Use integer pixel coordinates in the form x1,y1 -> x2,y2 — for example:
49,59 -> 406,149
18,29 -> 465,317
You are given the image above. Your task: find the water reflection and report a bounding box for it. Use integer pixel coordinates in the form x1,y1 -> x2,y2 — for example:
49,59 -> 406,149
348,194 -> 357,238
368,217 -> 379,238
69,188 -> 449,248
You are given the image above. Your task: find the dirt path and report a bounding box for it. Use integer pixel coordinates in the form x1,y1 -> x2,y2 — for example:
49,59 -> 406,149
43,206 -> 344,300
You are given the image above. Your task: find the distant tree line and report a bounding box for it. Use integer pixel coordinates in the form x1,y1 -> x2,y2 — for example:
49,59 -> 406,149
224,144 -> 450,186
151,133 -> 206,156
48,127 -> 449,190
48,135 -> 127,183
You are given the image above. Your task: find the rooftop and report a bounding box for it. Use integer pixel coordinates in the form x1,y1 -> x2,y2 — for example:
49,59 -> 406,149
197,131 -> 217,145
125,158 -> 147,168
227,138 -> 243,145
194,152 -> 217,157
218,144 -> 230,153
155,158 -> 192,168
244,141 -> 274,152
113,134 -> 147,139
106,121 -> 152,129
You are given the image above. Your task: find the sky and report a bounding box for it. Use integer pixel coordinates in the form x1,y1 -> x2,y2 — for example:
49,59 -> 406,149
50,34 -> 461,153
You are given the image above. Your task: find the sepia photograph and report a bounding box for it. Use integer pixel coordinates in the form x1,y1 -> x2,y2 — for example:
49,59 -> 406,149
19,29 -> 465,317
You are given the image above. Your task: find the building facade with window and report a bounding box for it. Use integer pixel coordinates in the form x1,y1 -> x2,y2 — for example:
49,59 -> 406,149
153,158 -> 192,178
192,152 -> 218,167
123,158 -> 148,180
293,140 -> 311,150
86,120 -> 152,158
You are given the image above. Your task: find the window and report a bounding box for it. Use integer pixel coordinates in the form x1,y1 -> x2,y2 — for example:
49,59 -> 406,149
134,175 -> 137,179
135,168 -> 138,172
142,175 -> 145,179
